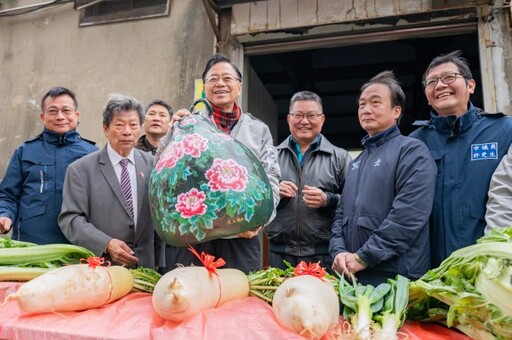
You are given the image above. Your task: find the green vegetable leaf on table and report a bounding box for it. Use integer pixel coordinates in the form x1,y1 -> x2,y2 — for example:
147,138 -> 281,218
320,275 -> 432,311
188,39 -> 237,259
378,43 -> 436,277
408,227 -> 512,340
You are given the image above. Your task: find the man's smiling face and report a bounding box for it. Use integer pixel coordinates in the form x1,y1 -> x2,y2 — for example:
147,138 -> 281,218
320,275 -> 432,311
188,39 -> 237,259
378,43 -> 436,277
424,62 -> 475,117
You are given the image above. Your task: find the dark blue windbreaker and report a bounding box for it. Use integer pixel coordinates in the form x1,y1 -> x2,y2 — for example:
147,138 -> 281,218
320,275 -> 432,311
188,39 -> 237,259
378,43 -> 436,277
410,104 -> 512,267
0,128 -> 97,244
329,125 -> 436,285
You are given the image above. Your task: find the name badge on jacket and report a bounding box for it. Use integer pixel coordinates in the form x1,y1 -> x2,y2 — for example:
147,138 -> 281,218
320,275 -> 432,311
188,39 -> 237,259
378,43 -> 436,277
471,142 -> 498,161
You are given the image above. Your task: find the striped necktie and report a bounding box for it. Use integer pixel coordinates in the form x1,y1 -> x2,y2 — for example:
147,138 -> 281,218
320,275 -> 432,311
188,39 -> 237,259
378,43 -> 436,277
119,158 -> 134,219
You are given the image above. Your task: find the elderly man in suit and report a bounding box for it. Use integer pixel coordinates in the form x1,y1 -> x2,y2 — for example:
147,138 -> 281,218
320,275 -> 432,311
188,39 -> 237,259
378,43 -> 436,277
59,94 -> 164,269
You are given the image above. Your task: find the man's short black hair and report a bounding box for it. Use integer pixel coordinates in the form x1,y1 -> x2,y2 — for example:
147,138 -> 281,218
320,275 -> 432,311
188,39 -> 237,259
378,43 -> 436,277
145,99 -> 173,117
40,87 -> 78,111
423,50 -> 473,82
201,53 -> 242,82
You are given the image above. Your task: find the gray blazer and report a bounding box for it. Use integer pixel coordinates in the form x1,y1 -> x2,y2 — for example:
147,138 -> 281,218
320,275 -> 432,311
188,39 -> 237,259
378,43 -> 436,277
59,146 -> 164,269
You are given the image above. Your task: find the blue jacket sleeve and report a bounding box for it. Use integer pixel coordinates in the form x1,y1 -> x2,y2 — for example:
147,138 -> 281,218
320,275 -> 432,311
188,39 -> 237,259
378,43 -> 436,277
0,148 -> 24,222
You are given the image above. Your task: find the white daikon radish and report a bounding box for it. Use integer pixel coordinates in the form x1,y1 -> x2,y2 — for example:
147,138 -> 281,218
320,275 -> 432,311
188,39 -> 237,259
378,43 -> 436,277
152,266 -> 249,321
272,275 -> 340,339
5,264 -> 133,313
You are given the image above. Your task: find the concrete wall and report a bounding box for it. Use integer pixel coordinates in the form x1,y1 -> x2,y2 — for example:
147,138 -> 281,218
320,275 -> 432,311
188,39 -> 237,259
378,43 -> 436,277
0,0 -> 216,176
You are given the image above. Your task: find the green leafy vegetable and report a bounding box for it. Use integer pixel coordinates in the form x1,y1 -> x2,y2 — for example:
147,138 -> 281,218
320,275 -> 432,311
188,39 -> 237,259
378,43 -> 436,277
408,227 -> 512,339
129,267 -> 162,293
247,263 -> 295,303
0,237 -> 95,282
247,261 -> 338,304
0,237 -> 36,248
0,243 -> 95,268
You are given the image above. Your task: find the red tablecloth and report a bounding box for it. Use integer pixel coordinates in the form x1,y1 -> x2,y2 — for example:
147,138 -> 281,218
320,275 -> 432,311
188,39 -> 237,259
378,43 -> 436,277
0,282 -> 470,340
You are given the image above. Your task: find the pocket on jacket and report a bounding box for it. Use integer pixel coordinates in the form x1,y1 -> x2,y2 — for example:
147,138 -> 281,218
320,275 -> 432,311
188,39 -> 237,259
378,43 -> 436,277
357,216 -> 381,232
21,158 -> 54,189
355,215 -> 382,248
19,204 -> 46,221
467,202 -> 485,220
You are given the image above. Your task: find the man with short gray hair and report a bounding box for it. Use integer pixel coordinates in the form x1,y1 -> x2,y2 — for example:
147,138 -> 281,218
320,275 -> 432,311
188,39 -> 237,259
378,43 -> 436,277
59,94 -> 164,269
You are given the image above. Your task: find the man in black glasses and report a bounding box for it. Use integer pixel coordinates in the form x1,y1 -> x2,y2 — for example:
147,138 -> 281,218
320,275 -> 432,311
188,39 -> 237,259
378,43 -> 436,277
265,91 -> 351,271
0,87 -> 97,244
410,50 -> 512,267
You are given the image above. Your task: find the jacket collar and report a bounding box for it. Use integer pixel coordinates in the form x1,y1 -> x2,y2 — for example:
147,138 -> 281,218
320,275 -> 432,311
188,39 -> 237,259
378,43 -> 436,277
41,128 -> 80,145
137,135 -> 157,155
289,135 -> 320,151
428,102 -> 479,136
278,134 -> 335,154
361,124 -> 400,148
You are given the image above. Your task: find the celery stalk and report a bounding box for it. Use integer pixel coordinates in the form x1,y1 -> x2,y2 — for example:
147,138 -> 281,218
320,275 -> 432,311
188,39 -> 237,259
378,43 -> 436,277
0,237 -> 36,248
0,244 -> 94,267
0,266 -> 50,281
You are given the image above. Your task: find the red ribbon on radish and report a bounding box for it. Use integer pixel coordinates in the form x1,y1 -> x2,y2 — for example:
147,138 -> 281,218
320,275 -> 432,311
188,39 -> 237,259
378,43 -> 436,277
80,256 -> 110,269
187,245 -> 226,275
293,261 -> 326,279
187,245 -> 226,307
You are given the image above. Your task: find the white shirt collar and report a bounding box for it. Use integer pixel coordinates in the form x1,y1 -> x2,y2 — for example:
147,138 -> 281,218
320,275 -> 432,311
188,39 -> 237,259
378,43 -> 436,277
106,143 -> 135,166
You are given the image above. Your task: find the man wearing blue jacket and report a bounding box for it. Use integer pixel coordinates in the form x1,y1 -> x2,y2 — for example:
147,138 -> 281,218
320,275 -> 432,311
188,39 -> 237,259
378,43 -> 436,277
0,87 -> 97,244
410,51 -> 512,267
330,71 -> 436,285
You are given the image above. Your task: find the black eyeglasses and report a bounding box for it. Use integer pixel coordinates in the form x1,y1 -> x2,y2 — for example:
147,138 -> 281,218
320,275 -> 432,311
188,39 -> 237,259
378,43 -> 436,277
44,106 -> 76,116
423,72 -> 465,88
288,112 -> 324,121
204,75 -> 240,84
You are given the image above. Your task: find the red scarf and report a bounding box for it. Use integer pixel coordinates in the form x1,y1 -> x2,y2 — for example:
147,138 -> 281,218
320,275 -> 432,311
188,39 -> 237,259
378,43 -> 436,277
211,103 -> 241,133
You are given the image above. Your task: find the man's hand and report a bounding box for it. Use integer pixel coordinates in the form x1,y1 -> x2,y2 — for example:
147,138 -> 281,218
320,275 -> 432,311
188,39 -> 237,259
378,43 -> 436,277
302,185 -> 327,208
279,181 -> 298,199
171,109 -> 192,125
106,238 -> 139,266
237,226 -> 262,239
332,252 -> 365,278
0,217 -> 12,233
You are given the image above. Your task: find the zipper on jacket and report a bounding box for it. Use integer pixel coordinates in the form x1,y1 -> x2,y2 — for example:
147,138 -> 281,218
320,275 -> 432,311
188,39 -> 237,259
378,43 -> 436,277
296,154 -> 303,256
353,148 -> 369,217
296,149 -> 318,256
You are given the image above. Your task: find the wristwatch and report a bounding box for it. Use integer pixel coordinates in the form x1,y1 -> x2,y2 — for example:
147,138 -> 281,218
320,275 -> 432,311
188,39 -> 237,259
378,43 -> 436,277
354,253 -> 367,267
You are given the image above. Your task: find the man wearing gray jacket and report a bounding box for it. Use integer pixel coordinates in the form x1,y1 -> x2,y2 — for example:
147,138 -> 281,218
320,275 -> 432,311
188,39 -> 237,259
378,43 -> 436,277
485,143 -> 512,232
265,91 -> 351,271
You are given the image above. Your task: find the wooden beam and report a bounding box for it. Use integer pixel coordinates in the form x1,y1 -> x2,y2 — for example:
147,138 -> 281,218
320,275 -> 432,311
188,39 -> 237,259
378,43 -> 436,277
202,0 -> 222,41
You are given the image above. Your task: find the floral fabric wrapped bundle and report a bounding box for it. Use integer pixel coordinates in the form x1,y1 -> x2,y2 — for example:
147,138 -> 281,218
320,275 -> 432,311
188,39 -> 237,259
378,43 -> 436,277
149,101 -> 273,246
